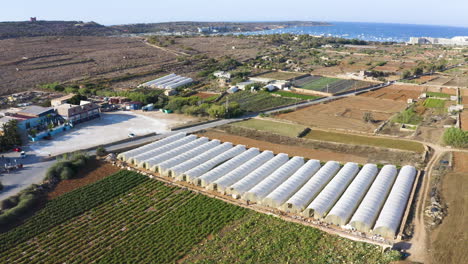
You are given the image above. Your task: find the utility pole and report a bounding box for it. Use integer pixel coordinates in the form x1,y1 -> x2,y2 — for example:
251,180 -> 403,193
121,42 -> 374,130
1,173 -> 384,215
225,96 -> 229,117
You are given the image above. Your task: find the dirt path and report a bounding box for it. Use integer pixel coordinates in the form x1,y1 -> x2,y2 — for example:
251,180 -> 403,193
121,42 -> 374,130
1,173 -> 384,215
139,37 -> 190,57
407,149 -> 442,263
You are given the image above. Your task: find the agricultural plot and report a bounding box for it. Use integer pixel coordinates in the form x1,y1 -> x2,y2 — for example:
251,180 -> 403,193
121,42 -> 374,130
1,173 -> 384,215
359,85 -> 423,102
182,213 -> 401,264
409,75 -> 438,84
271,90 -> 320,100
429,152 -> 468,264
253,71 -> 306,80
276,96 -> 407,133
461,111 -> 468,131
294,76 -> 372,94
0,170 -> 400,264
424,76 -> 452,85
0,173 -> 248,263
221,91 -> 296,112
118,133 -> 417,238
426,86 -> 457,95
423,98 -> 445,108
233,119 -> 425,153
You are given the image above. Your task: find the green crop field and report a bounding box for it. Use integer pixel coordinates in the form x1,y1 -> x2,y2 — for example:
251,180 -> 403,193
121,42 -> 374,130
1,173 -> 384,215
0,170 -> 401,264
271,90 -> 320,100
426,92 -> 451,98
222,91 -> 295,112
233,119 -> 306,137
182,213 -> 400,264
299,77 -> 340,91
424,98 -> 446,108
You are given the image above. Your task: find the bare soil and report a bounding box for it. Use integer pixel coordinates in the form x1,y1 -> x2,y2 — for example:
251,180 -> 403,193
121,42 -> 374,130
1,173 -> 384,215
460,111 -> 468,131
198,130 -> 367,164
47,159 -> 120,200
276,96 -> 406,133
428,152 -> 468,264
0,36 -> 266,95
359,85 -> 423,102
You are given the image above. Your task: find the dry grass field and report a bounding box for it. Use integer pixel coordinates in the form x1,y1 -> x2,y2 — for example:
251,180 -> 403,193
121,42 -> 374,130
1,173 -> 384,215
359,84 -> 423,102
276,96 -> 406,133
0,36 -> 266,95
429,152 -> 468,264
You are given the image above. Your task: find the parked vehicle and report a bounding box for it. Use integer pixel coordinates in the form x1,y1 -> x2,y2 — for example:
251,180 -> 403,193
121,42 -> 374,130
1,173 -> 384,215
128,133 -> 136,138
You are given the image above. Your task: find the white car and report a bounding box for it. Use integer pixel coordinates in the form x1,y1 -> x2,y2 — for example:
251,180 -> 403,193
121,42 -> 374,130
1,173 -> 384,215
128,133 -> 136,138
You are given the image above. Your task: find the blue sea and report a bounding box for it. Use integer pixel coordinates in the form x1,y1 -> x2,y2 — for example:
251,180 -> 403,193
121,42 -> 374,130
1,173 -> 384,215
241,22 -> 468,43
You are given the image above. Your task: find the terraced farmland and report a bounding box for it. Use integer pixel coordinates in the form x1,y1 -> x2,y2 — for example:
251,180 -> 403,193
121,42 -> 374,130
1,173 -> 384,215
0,170 -> 401,263
221,90 -> 296,112
293,76 -> 371,94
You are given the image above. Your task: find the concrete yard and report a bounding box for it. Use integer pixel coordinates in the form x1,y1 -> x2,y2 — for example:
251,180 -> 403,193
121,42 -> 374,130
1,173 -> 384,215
29,111 -> 187,157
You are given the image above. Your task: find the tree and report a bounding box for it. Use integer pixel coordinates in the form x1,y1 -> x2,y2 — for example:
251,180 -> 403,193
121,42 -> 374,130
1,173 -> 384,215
207,105 -> 227,118
413,67 -> 424,76
67,94 -> 87,105
363,112 -> 374,123
402,70 -> 411,79
96,146 -> 107,157
0,120 -> 22,152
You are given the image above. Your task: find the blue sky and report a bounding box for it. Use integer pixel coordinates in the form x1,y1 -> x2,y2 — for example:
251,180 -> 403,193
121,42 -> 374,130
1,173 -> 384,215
3,0 -> 468,27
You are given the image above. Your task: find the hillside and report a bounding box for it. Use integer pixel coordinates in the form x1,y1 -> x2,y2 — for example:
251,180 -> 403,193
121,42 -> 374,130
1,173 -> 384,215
0,21 -> 120,39
0,20 -> 330,39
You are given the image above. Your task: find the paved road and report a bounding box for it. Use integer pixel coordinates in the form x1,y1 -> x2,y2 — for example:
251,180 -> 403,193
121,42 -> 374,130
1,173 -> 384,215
0,147 -> 55,200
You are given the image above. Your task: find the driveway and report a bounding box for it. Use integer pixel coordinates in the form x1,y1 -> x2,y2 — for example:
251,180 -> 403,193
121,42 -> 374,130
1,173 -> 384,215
29,111 -> 176,157
0,147 -> 54,200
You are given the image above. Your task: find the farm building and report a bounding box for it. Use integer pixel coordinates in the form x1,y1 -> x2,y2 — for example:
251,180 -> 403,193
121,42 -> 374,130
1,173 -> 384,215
170,142 -> 234,179
283,161 -> 341,214
182,145 -> 246,183
373,166 -> 417,237
243,156 -> 304,203
118,133 -> 417,238
228,153 -> 289,198
304,162 -> 359,218
158,140 -> 221,176
262,159 -> 321,208
325,164 -> 379,226
210,151 -> 274,193
140,73 -> 193,90
196,148 -> 260,187
349,165 -> 398,233
141,137 -> 209,170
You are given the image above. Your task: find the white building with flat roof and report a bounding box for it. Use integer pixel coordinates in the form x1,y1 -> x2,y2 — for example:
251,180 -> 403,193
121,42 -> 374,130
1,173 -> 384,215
408,36 -> 468,46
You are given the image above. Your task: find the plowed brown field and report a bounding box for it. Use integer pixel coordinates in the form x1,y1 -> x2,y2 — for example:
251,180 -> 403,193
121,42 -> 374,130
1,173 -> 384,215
360,85 -> 423,101
47,159 -> 120,200
276,96 -> 406,133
